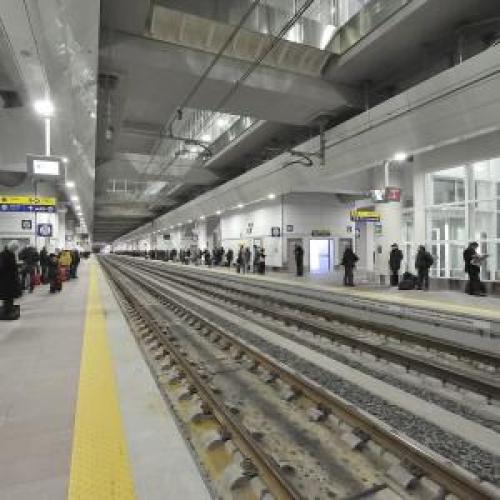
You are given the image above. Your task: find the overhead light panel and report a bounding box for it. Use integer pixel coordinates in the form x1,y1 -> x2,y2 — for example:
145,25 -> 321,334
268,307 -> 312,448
216,210 -> 222,215
33,99 -> 54,117
66,180 -> 75,188
71,195 -> 79,202
393,152 -> 408,162
268,193 -> 276,200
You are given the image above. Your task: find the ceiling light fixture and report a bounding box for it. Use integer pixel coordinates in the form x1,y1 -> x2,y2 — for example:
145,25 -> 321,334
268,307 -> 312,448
201,134 -> 211,142
217,117 -> 228,127
66,180 -> 75,188
215,210 -> 222,215
267,193 -> 276,200
393,152 -> 408,162
71,195 -> 79,202
62,157 -> 69,164
33,99 -> 54,117
237,203 -> 244,209
199,215 -> 205,220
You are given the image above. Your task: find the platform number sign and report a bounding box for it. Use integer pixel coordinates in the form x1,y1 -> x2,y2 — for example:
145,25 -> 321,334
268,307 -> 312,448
21,219 -> 32,230
37,223 -> 53,237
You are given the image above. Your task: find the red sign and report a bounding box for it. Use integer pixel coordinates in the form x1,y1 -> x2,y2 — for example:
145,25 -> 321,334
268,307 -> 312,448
385,187 -> 401,202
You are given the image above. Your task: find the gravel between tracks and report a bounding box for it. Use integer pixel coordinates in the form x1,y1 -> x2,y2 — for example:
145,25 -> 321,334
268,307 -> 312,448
109,260 -> 500,486
194,305 -> 500,486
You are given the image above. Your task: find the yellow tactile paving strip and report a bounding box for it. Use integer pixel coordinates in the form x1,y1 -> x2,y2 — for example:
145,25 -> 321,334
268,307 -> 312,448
68,263 -> 136,500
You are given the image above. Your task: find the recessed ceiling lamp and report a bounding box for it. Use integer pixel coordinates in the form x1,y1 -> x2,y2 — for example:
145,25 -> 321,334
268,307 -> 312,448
199,215 -> 205,220
71,195 -> 79,202
237,203 -> 244,209
201,134 -> 211,142
66,180 -> 75,188
33,99 -> 54,117
393,152 -> 408,162
215,210 -> 222,215
267,193 -> 276,200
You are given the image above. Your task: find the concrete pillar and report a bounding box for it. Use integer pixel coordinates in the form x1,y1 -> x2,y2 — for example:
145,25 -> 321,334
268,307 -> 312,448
372,165 -> 403,282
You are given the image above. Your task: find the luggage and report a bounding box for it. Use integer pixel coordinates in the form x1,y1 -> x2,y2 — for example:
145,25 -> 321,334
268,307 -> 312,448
398,272 -> 416,290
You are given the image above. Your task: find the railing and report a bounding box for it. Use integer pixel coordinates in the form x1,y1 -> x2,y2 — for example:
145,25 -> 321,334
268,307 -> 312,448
327,0 -> 412,54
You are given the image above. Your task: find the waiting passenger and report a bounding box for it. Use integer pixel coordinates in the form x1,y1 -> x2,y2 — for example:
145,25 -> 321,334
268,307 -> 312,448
70,249 -> 80,279
294,244 -> 304,276
341,246 -> 359,287
415,245 -> 433,291
245,247 -> 251,272
40,246 -> 49,284
18,245 -> 40,292
389,243 -> 403,286
237,245 -> 245,273
0,244 -> 22,320
48,253 -> 62,293
226,249 -> 234,268
258,248 -> 266,274
463,242 -> 487,296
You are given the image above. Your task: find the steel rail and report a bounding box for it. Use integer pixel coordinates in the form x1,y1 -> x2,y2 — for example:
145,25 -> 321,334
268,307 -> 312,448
122,257 -> 500,355
101,259 -> 303,500
116,258 -> 500,402
102,256 -> 499,500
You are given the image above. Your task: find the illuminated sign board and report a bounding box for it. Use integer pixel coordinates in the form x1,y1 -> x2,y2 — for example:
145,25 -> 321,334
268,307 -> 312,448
350,210 -> 381,222
33,159 -> 60,176
0,195 -> 57,213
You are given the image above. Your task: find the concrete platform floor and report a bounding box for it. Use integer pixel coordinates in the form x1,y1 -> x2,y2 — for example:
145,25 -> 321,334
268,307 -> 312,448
0,258 -> 210,500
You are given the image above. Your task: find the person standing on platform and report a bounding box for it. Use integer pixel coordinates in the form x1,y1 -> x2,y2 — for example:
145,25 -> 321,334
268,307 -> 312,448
40,246 -> 49,284
70,249 -> 80,279
463,242 -> 487,296
389,243 -> 404,286
18,245 -> 40,292
0,244 -> 22,320
294,243 -> 304,276
415,245 -> 433,291
341,246 -> 359,287
48,253 -> 62,293
258,247 -> 266,274
226,248 -> 234,268
245,247 -> 251,273
237,245 -> 245,273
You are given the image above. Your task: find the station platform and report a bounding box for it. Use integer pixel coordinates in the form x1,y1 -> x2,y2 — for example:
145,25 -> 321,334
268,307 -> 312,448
0,258 -> 210,500
164,261 -> 500,322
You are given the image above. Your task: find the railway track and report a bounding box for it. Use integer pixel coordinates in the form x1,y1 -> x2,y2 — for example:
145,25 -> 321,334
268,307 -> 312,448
101,256 -> 500,499
112,257 -> 500,403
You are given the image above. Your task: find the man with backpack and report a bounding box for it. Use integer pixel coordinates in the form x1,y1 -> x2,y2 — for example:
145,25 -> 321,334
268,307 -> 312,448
415,245 -> 434,290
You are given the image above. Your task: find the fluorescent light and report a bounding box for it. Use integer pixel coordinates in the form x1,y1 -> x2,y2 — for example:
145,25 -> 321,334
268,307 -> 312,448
199,215 -> 205,220
62,157 -> 69,164
237,203 -> 244,209
71,195 -> 79,202
217,117 -> 228,127
177,223 -> 182,226
201,134 -> 211,142
216,210 -> 222,215
33,99 -> 54,117
268,193 -> 276,200
66,180 -> 75,188
188,219 -> 193,223
320,25 -> 336,50
393,152 -> 408,162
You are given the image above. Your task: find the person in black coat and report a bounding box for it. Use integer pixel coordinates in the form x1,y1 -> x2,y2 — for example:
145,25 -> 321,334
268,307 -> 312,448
0,246 -> 21,319
415,245 -> 434,290
389,243 -> 404,286
40,246 -> 49,283
294,244 -> 304,276
226,249 -> 234,268
463,242 -> 486,296
341,246 -> 359,287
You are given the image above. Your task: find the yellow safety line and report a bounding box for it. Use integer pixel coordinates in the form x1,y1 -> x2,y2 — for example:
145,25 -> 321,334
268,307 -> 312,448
68,263 -> 136,500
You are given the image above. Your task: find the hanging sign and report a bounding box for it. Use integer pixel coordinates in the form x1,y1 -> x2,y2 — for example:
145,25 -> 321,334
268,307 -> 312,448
311,229 -> 331,237
0,204 -> 56,213
350,210 -> 381,222
271,227 -> 281,237
0,195 -> 56,206
37,223 -> 53,237
21,220 -> 32,230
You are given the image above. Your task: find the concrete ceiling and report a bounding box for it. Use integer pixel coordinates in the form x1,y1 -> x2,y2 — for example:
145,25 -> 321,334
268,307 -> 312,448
97,0 -> 500,245
0,0 -> 99,236
95,0 -> 362,243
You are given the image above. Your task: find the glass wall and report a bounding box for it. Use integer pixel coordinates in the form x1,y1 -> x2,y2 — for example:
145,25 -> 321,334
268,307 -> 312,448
422,159 -> 500,280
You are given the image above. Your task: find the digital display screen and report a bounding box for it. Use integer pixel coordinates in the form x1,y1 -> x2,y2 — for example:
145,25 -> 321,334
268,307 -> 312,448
33,159 -> 60,176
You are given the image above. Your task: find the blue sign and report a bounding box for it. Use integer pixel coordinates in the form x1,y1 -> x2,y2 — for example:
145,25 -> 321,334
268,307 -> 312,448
0,204 -> 56,213
37,223 -> 53,237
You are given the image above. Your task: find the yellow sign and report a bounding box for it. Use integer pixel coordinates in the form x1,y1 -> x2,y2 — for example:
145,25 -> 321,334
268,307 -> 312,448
350,210 -> 380,222
0,195 -> 56,206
